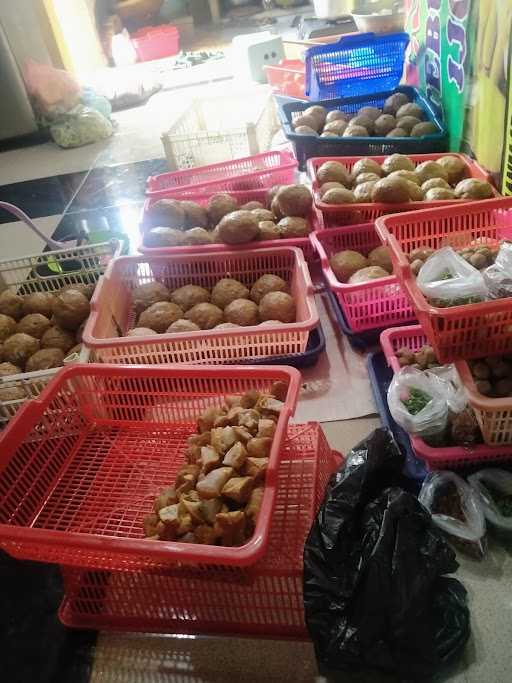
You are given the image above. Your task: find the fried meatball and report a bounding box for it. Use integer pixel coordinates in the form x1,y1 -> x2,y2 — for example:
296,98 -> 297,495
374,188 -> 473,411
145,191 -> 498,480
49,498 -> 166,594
211,279 -> 249,309
3,333 -> 40,367
224,299 -> 259,326
126,327 -> 158,336
0,362 -> 22,377
277,217 -> 311,238
22,292 -> 55,318
167,319 -> 201,333
17,314 -> 51,339
207,193 -> 238,224
148,199 -> 186,229
0,314 -> 17,342
52,289 -> 91,331
183,228 -> 213,245
180,200 -> 209,229
25,348 -> 65,372
170,285 -> 210,311
0,291 -> 23,320
258,292 -> 296,323
250,275 -> 288,304
138,302 -> 184,333
41,326 -> 75,353
144,227 -> 185,248
132,282 -> 171,314
217,211 -> 259,245
257,221 -> 280,241
185,303 -> 224,329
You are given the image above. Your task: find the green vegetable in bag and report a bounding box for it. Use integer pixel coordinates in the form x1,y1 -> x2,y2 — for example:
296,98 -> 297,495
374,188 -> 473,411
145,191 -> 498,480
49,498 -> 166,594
50,105 -> 113,148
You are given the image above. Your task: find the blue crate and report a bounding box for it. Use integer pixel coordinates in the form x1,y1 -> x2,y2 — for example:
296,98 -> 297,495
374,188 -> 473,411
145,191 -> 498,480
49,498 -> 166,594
278,85 -> 447,170
305,32 -> 409,101
247,324 -> 325,368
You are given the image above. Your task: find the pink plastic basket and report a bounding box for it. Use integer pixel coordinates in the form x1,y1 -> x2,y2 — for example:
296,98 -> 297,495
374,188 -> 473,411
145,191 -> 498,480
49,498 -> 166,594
307,153 -> 498,227
0,363 -> 300,571
139,188 -> 317,262
146,150 -> 297,198
311,223 -> 415,332
58,423 -> 337,635
83,247 -> 318,365
131,25 -> 179,62
264,60 -> 306,99
380,325 -> 512,468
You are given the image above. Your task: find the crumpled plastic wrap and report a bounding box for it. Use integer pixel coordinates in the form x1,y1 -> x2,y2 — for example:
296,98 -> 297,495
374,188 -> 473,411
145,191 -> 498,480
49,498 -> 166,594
50,106 -> 113,149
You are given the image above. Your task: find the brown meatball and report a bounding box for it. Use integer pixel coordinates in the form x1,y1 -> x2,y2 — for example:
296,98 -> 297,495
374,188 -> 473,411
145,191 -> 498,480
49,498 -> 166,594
22,292 -> 55,318
207,193 -> 238,224
250,275 -> 288,304
144,227 -> 185,248
183,228 -> 213,245
170,285 -> 210,311
138,302 -> 184,333
217,211 -> 259,245
180,200 -> 209,229
41,326 -> 75,353
26,348 -> 65,372
132,282 -> 171,314
52,290 -> 91,331
211,279 -> 250,309
257,221 -> 280,241
17,314 -> 51,339
148,199 -> 186,229
224,299 -> 259,326
3,333 -> 40,367
0,362 -> 22,377
185,303 -> 224,329
0,290 -> 23,320
258,292 -> 296,323
167,319 -> 201,333
277,217 -> 311,238
0,314 -> 17,342
126,327 -> 158,336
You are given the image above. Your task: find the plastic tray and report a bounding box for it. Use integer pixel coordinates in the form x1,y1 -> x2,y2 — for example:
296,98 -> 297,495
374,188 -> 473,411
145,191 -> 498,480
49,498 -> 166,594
380,325 -> 512,464
84,247 -> 318,365
311,223 -> 415,332
265,60 -> 306,99
146,150 -> 298,199
305,32 -> 409,101
0,363 -> 300,571
139,188 -> 317,263
308,153 -> 497,227
279,86 -> 446,170
131,25 -> 179,62
0,240 -> 118,426
375,197 -> 512,363
58,423 -> 337,635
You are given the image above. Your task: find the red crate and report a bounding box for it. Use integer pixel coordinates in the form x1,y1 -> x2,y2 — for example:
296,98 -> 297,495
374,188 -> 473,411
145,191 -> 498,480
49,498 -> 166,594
307,153 -> 498,227
59,423 -> 338,635
140,188 -> 318,262
131,25 -> 179,62
0,364 -> 301,572
146,150 -> 297,199
311,223 -> 415,332
376,197 -> 512,363
264,60 -> 306,99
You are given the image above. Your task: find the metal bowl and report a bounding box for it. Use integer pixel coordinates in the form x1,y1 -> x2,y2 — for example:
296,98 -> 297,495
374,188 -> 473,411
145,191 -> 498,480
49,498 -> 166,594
352,11 -> 404,33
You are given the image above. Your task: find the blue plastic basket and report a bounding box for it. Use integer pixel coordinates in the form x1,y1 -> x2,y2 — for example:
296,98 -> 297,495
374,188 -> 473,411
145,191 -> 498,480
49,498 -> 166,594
250,324 -> 325,368
305,32 -> 409,101
279,85 -> 447,170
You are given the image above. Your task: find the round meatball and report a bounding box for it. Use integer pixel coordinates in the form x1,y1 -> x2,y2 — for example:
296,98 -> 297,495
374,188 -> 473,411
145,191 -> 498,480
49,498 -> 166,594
207,193 -> 238,225
215,322 -> 238,329
381,154 -> 415,175
352,158 -> 383,178
22,292 -> 55,318
415,161 -> 448,185
3,333 -> 40,367
277,217 -> 310,238
0,362 -> 21,377
144,227 -> 185,248
41,326 -> 75,353
211,279 -> 249,309
167,319 -> 201,333
250,275 -> 288,304
180,200 -> 209,229
252,208 -> 275,223
224,299 -> 259,327
26,348 -> 65,372
183,228 -> 213,245
126,327 -> 158,336
148,199 -> 186,229
0,290 -> 23,320
0,314 -> 17,342
52,289 -> 90,331
60,283 -> 95,301
259,292 -> 296,324
170,285 -> 210,311
17,314 -> 51,339
185,303 -> 224,329
258,221 -> 281,241
0,386 -> 25,402
217,211 -> 259,245
138,302 -> 183,333
132,282 -> 171,314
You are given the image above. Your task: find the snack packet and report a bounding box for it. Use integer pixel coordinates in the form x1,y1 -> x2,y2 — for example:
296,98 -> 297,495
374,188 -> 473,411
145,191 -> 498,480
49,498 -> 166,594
468,469 -> 512,539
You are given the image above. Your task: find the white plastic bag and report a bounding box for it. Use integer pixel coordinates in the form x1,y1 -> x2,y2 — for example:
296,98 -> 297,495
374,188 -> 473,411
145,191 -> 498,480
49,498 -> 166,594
468,469 -> 512,538
417,247 -> 487,307
483,241 -> 512,299
419,471 -> 487,559
387,367 -> 450,439
50,106 -> 113,149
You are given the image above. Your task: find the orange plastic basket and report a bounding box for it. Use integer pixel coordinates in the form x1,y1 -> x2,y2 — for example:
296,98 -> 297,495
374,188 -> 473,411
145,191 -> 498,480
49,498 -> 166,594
307,153 -> 498,227
83,247 -> 318,365
310,223 -> 415,331
380,325 -> 512,458
375,198 -> 512,363
58,423 -> 337,635
0,363 -> 300,572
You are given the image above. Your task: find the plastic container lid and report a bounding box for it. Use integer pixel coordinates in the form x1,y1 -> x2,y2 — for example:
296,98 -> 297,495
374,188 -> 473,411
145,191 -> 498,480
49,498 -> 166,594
305,32 -> 410,101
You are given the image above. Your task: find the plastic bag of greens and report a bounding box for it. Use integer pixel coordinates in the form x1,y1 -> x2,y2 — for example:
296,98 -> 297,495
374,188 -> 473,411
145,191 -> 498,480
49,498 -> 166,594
419,471 -> 487,559
304,428 -> 470,680
50,105 -> 113,148
483,241 -> 512,299
468,469 -> 512,538
417,247 -> 488,307
387,367 -> 451,443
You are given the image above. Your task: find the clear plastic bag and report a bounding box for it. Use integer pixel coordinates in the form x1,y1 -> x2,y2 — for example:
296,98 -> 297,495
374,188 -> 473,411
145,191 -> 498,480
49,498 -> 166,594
483,241 -> 512,299
50,106 -> 113,149
419,471 -> 487,559
417,247 -> 488,307
387,367 -> 451,441
468,469 -> 512,539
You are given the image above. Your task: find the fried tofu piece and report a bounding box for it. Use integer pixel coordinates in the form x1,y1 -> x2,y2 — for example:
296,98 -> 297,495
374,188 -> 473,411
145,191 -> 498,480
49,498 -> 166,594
255,395 -> 284,416
237,409 -> 260,434
240,389 -> 260,408
200,497 -> 223,525
223,441 -> 247,470
176,464 -> 200,487
177,513 -> 193,536
179,494 -> 204,524
143,513 -> 160,537
215,510 -> 246,546
194,524 -> 218,545
156,520 -> 177,540
210,426 -> 237,453
197,406 -> 225,433
225,394 -> 242,409
188,431 -> 212,447
196,467 -> 234,499
153,487 -> 179,513
257,419 -> 276,439
233,425 -> 253,443
221,476 -> 254,504
158,503 -> 180,526
247,437 -> 272,458
243,457 -> 268,482
200,445 -> 222,474
245,487 -> 264,528
271,380 -> 288,402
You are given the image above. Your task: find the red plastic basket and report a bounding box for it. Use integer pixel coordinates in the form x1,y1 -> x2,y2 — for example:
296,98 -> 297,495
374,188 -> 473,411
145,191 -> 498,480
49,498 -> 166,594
376,197 -> 512,363
0,363 -> 301,572
380,325 -> 512,467
140,188 -> 317,262
83,247 -> 318,365
264,60 -> 306,99
131,25 -> 179,62
307,153 -> 498,227
58,423 -> 337,635
311,223 -> 415,332
146,150 -> 297,199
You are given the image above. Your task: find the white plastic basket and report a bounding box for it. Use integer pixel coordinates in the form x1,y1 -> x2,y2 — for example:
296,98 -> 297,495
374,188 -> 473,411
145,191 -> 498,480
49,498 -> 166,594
161,87 -> 279,170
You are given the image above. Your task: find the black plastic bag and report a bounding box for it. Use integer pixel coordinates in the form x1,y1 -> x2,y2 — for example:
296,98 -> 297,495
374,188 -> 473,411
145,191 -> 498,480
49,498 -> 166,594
304,428 -> 470,680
